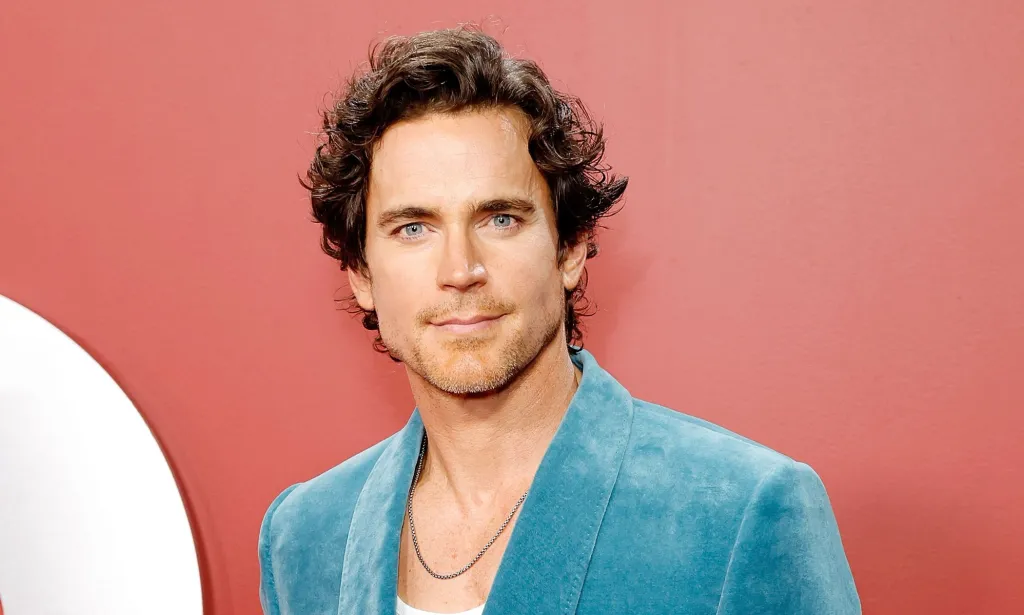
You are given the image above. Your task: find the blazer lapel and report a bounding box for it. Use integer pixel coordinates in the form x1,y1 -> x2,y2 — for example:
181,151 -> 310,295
337,410 -> 424,615
336,349 -> 633,615
483,349 -> 634,615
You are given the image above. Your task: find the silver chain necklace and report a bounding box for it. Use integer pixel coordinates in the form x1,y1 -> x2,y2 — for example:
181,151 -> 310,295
406,434 -> 529,580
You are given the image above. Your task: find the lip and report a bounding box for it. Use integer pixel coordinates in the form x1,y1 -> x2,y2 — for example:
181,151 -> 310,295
431,313 -> 504,333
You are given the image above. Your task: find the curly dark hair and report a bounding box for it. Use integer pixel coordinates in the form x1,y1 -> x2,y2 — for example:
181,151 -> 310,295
303,26 -> 628,356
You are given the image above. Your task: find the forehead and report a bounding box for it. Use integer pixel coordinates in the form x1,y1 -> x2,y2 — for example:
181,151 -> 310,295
367,107 -> 547,212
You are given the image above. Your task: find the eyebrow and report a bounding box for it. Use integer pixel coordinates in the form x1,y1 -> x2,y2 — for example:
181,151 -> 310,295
375,198 -> 539,231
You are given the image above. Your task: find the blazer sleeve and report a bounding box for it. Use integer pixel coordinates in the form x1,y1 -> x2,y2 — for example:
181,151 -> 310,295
258,484 -> 300,615
715,460 -> 861,615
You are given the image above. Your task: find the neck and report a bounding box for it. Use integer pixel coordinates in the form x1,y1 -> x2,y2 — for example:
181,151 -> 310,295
406,339 -> 581,508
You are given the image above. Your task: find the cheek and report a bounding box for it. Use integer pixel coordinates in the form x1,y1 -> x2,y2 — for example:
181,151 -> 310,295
501,242 -> 562,306
370,259 -> 429,322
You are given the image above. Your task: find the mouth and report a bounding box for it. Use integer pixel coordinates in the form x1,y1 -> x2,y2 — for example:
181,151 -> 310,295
430,313 -> 504,334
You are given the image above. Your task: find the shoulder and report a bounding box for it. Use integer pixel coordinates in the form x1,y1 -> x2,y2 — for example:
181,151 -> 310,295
623,403 -> 858,612
260,434 -> 394,546
631,398 -> 794,463
620,398 -> 827,510
258,434 -> 396,613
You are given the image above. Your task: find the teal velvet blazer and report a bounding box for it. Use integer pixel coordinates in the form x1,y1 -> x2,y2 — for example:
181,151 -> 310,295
259,349 -> 861,614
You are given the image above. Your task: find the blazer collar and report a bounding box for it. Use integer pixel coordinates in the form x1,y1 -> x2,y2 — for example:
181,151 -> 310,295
337,348 -> 635,615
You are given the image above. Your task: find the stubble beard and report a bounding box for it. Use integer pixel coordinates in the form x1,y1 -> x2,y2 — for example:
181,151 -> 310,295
382,305 -> 564,396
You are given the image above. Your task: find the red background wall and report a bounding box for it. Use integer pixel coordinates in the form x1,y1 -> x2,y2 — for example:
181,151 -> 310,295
2,1 -> 1022,613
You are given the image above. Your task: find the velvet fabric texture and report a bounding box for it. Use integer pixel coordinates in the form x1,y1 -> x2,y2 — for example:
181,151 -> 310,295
259,349 -> 861,614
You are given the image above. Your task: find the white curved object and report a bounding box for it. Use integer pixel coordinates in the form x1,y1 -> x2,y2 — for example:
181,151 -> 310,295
0,294 -> 203,614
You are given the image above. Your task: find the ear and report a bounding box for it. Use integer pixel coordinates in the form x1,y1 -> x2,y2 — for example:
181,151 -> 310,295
346,266 -> 375,312
560,239 -> 588,292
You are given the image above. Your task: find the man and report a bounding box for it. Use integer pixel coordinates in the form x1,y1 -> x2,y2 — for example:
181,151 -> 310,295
259,27 -> 861,615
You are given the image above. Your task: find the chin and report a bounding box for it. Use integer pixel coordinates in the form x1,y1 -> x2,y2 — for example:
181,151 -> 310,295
425,349 -> 517,395
401,337 -> 523,395
430,374 -> 507,396
392,316 -> 557,395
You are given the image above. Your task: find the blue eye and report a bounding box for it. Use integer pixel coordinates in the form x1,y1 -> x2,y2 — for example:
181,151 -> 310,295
401,223 -> 424,237
493,214 -> 513,228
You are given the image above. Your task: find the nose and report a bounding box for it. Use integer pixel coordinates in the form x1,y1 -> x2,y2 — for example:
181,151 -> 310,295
436,228 -> 487,290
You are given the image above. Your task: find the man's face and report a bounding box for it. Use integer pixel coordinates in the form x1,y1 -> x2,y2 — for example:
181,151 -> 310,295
349,107 -> 586,395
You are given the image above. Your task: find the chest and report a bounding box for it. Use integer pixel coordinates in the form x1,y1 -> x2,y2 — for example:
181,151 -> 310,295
396,498 -> 521,612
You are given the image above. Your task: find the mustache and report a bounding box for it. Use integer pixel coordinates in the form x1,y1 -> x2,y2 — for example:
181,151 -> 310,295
419,297 -> 516,324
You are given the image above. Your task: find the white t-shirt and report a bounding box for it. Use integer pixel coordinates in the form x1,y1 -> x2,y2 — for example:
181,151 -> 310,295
396,595 -> 485,615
